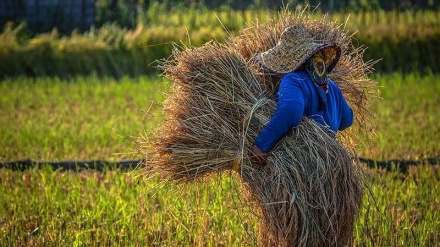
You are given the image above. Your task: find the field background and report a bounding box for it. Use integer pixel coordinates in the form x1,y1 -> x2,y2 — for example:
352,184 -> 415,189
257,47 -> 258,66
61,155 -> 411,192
1,1 -> 439,246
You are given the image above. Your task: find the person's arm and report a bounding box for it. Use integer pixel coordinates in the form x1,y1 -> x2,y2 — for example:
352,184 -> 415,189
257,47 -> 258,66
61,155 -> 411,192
254,77 -> 306,153
338,93 -> 354,131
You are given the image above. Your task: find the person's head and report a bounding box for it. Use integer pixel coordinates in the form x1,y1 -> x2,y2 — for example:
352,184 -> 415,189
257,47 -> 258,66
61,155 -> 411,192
255,25 -> 341,75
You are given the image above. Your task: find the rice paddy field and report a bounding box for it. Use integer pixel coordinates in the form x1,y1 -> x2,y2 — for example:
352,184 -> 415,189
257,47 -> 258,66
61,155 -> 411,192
0,72 -> 439,246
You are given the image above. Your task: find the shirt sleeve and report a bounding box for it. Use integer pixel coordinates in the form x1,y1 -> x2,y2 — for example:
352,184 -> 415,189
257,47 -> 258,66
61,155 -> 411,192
338,91 -> 354,131
255,76 -> 306,152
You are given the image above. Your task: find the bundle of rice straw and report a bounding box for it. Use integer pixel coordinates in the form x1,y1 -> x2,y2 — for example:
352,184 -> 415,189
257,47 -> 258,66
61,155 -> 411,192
141,9 -> 378,247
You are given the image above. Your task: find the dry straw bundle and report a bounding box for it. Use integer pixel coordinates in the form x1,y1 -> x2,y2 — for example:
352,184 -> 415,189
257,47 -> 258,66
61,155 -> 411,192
142,9 -> 377,247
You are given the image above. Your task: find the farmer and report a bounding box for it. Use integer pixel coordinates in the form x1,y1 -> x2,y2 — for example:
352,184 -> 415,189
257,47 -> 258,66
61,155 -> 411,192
249,25 -> 354,165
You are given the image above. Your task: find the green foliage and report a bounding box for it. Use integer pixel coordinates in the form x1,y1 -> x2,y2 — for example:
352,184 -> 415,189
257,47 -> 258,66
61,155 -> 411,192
1,10 -> 439,78
336,10 -> 440,73
92,0 -> 440,16
0,24 -> 171,79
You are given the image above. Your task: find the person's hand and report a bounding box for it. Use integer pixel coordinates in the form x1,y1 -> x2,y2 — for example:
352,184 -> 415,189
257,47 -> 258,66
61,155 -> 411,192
248,145 -> 267,165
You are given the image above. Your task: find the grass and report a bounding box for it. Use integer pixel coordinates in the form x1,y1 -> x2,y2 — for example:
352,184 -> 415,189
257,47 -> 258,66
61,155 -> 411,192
0,75 -> 167,161
1,73 -> 438,162
355,165 -> 440,246
0,74 -> 439,246
356,73 -> 440,160
0,167 -> 256,246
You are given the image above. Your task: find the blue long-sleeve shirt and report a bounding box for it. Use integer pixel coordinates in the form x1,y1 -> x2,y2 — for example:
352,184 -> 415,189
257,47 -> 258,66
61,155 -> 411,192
255,71 -> 354,152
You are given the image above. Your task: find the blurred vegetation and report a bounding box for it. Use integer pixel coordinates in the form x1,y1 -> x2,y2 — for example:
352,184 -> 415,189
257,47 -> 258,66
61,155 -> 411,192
0,7 -> 439,79
67,0 -> 440,30
3,1 -> 439,32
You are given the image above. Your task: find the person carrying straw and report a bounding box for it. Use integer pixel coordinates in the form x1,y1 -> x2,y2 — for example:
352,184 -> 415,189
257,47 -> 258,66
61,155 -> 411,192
249,25 -> 354,165
145,10 -> 377,246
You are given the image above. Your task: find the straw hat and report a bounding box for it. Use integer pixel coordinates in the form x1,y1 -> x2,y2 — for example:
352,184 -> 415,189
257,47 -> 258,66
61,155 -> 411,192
255,25 -> 341,74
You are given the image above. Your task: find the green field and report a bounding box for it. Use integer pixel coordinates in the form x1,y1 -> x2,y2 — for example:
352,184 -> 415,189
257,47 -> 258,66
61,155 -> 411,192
0,74 -> 439,246
0,76 -> 166,162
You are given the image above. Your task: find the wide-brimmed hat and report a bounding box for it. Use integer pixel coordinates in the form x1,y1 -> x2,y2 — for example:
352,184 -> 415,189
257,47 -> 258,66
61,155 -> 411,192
255,25 -> 341,74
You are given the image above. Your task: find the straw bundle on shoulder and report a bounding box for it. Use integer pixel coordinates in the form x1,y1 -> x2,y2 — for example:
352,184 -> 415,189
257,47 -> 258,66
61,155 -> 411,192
152,42 -> 265,181
142,9 -> 377,247
232,10 -> 378,135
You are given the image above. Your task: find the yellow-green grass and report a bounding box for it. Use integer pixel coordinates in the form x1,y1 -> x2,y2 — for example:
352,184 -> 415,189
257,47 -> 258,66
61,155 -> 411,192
0,76 -> 166,161
1,73 -> 438,162
0,168 -> 254,246
0,74 -> 439,246
356,73 -> 440,160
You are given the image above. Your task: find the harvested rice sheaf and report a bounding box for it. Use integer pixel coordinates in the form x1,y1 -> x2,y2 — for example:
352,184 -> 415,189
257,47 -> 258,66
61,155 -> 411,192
142,10 -> 378,247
